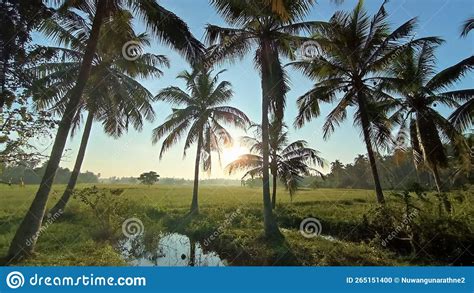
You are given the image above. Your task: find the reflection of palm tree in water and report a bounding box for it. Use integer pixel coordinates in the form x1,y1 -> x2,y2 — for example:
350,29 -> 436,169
189,239 -> 196,266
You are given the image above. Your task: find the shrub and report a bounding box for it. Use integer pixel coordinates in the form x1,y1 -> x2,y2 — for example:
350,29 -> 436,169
74,187 -> 129,240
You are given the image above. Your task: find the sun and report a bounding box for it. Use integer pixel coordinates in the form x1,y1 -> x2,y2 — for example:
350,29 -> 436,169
222,145 -> 247,165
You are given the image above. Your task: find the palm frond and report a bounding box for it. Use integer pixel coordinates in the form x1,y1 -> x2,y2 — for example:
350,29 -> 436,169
448,99 -> 474,132
460,17 -> 474,37
426,56 -> 474,91
128,0 -> 205,62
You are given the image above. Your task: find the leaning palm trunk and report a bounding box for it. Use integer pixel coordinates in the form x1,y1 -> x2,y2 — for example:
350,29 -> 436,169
190,133 -> 203,214
48,111 -> 94,217
7,0 -> 107,261
416,114 -> 448,193
357,94 -> 385,204
260,40 -> 282,238
431,164 -> 443,193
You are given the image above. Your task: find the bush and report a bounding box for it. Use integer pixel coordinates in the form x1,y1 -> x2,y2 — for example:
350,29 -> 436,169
363,189 -> 473,264
74,187 -> 129,240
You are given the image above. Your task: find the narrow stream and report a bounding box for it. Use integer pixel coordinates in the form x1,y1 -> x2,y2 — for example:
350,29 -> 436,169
118,231 -> 339,266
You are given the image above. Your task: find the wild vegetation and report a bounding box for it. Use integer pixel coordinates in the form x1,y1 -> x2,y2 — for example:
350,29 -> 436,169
0,184 -> 472,266
0,0 -> 472,266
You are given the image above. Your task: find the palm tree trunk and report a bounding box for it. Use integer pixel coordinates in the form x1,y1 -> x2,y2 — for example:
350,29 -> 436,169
48,111 -> 94,217
260,39 -> 282,239
271,161 -> 277,209
356,93 -> 385,204
190,133 -> 203,214
271,174 -> 277,209
262,94 -> 280,237
431,164 -> 442,193
7,0 -> 107,261
189,239 -> 196,266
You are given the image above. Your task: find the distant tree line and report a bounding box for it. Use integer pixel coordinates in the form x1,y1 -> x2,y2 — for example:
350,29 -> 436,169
0,164 -> 99,185
241,135 -> 472,192
304,146 -> 472,191
100,176 -> 242,186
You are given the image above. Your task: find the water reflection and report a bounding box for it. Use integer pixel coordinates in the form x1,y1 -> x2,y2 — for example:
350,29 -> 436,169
119,233 -> 226,267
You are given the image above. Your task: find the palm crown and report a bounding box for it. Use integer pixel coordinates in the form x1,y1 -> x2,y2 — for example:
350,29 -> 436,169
152,69 -> 250,171
50,0 -> 204,62
227,121 -> 324,201
206,0 -> 319,119
30,10 -> 168,137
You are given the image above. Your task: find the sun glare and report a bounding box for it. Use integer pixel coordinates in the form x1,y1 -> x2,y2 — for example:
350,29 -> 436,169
222,145 -> 247,165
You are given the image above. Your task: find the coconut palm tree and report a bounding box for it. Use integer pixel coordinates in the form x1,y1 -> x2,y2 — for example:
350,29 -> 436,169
152,68 -> 250,214
206,0 -> 319,238
291,0 -> 442,204
29,10 -> 168,217
461,17 -> 474,37
384,44 -> 473,192
8,0 -> 203,261
227,120 -> 324,208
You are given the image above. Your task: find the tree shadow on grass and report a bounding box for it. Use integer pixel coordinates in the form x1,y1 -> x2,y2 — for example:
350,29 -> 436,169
256,234 -> 301,266
209,234 -> 301,266
162,210 -> 200,235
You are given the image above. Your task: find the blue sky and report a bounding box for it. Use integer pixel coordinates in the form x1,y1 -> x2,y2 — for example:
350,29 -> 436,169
42,0 -> 473,179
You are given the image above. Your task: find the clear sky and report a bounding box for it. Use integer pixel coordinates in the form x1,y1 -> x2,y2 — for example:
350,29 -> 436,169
38,0 -> 473,179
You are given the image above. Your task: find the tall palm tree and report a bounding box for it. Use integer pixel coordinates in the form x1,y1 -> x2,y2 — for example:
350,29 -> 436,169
29,10 -> 168,217
8,0 -> 203,261
206,0 -> 318,238
291,0 -> 441,203
227,120 -> 324,208
152,68 -> 250,214
385,44 -> 473,192
461,17 -> 474,37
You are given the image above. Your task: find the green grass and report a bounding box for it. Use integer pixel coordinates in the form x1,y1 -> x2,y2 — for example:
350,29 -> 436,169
0,184 -> 472,266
